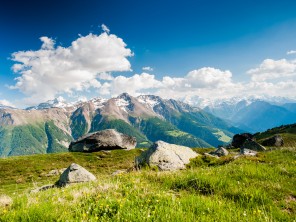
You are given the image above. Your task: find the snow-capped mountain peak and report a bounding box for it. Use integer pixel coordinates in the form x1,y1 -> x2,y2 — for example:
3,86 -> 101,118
114,93 -> 133,113
137,95 -> 161,108
26,97 -> 72,110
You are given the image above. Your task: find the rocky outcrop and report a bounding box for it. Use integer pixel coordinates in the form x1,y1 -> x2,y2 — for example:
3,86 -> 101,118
69,129 -> 137,152
135,141 -> 198,171
56,163 -> 96,187
209,147 -> 229,157
261,135 -> 284,147
242,139 -> 266,151
231,133 -> 254,148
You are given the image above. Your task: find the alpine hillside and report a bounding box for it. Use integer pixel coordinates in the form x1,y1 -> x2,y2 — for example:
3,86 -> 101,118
0,93 -> 241,157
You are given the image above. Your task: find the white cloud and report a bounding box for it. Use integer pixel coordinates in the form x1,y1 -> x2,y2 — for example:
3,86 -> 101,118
108,73 -> 162,95
9,30 -> 296,107
10,32 -> 133,104
247,59 -> 296,81
97,68 -> 236,100
98,64 -> 296,102
97,72 -> 114,80
185,67 -> 232,88
142,66 -> 153,71
101,24 -> 110,33
40,36 -> 55,50
287,50 -> 296,55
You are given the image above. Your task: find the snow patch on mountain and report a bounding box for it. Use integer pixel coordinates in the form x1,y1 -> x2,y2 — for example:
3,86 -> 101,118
90,98 -> 107,110
137,95 -> 160,108
115,98 -> 130,112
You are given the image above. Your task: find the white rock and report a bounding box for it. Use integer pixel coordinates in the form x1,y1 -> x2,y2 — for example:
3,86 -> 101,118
0,195 -> 12,207
135,141 -> 198,171
57,163 -> 96,187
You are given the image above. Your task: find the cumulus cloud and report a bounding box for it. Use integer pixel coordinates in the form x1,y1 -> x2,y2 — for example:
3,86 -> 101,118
40,36 -> 55,50
185,67 -> 232,88
287,50 -> 296,55
10,32 -> 133,104
142,66 -> 153,71
97,72 -> 114,80
108,73 -> 162,95
101,24 -> 110,33
98,67 -> 236,100
98,63 -> 296,103
247,59 -> 296,81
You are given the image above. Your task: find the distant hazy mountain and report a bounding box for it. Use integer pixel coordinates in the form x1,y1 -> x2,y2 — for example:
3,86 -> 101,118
26,97 -> 74,110
204,98 -> 296,133
282,103 -> 296,113
0,93 -> 241,157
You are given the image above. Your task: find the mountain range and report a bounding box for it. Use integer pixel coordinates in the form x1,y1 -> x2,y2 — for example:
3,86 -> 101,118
203,99 -> 296,133
0,93 -> 241,157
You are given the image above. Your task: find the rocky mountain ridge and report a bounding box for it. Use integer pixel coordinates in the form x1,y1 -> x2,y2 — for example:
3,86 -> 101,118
0,93 -> 241,157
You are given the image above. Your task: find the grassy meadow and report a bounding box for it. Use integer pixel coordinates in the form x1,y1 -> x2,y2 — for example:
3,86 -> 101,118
0,147 -> 295,221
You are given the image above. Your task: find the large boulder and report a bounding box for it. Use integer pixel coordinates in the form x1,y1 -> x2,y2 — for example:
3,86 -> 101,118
231,133 -> 254,148
56,163 -> 96,187
261,134 -> 284,147
209,147 -> 229,157
135,141 -> 198,171
69,129 -> 136,152
242,139 -> 266,151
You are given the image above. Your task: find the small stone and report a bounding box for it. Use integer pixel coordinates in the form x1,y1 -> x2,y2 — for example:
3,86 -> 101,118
45,170 -> 59,177
240,148 -> 258,156
0,195 -> 12,207
111,170 -> 127,176
204,153 -> 219,159
31,184 -> 55,193
209,147 -> 229,157
45,168 -> 67,177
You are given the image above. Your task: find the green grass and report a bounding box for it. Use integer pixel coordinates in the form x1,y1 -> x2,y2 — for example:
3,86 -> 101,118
166,130 -> 188,137
212,129 -> 232,143
0,149 -> 142,195
0,147 -> 295,221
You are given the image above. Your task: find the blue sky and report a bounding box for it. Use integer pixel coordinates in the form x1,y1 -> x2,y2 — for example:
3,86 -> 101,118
1,0 -> 296,107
